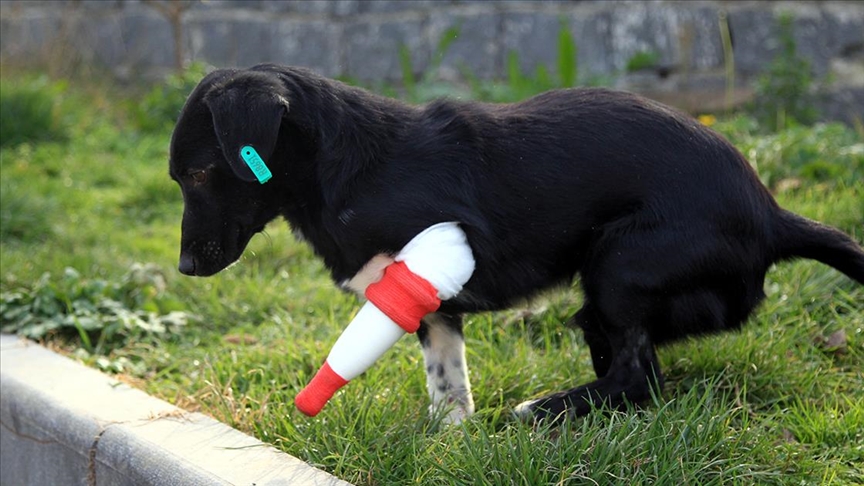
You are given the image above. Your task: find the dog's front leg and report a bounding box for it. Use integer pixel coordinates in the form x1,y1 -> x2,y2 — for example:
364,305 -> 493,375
417,313 -> 474,424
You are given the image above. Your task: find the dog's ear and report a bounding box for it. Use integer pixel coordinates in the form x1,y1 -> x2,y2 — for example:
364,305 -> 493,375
204,72 -> 289,183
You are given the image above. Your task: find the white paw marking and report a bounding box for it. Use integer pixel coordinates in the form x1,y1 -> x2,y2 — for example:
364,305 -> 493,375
422,314 -> 475,425
512,399 -> 538,421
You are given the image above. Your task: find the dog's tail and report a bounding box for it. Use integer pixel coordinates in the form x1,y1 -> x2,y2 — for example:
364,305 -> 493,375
772,209 -> 864,284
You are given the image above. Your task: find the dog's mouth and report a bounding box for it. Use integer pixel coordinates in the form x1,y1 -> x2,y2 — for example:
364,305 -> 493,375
178,224 -> 265,277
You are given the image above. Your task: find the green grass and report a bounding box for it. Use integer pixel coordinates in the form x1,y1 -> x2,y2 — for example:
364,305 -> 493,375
1,70 -> 862,485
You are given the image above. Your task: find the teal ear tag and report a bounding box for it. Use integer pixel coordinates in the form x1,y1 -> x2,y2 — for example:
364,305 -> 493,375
239,145 -> 272,184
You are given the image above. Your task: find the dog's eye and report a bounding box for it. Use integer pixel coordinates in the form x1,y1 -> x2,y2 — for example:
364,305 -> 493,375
189,170 -> 207,184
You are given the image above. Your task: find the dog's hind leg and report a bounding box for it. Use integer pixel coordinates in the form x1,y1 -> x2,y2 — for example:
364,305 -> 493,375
515,240 -> 670,423
569,303 -> 614,378
417,312 -> 475,424
514,321 -> 662,423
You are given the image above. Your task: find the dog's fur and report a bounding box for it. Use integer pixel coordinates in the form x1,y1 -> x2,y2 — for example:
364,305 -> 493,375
170,64 -> 864,422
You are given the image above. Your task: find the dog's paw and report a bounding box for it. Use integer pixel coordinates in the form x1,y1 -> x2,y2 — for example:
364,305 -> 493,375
512,396 -> 569,424
431,396 -> 474,426
512,399 -> 539,422
443,405 -> 472,426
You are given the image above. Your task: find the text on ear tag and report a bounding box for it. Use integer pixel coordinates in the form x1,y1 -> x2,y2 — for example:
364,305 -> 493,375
239,145 -> 272,184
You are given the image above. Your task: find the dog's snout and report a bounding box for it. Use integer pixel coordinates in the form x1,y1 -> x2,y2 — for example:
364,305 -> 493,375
179,253 -> 197,276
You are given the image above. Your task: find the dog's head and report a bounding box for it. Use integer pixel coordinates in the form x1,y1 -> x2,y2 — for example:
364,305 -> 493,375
169,69 -> 291,276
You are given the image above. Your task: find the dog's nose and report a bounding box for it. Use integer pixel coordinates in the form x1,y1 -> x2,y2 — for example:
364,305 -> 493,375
178,253 -> 197,276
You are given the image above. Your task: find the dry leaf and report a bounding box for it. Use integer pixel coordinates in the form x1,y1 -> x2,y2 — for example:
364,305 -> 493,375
223,334 -> 259,345
815,329 -> 847,355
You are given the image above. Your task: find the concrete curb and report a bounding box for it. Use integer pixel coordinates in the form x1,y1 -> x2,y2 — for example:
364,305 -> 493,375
0,334 -> 352,486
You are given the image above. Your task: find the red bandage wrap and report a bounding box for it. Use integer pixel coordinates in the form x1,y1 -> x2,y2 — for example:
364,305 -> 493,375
295,361 -> 349,417
365,261 -> 441,333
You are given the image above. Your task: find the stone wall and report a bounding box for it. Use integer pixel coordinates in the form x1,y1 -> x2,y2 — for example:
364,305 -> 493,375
2,0 -> 863,120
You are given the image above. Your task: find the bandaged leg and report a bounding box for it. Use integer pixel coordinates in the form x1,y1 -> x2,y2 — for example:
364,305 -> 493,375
295,222 -> 475,417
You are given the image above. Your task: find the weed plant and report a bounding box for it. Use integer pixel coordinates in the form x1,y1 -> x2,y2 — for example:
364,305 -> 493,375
750,13 -> 820,132
1,264 -> 190,355
625,50 -> 660,73
133,62 -> 209,134
396,19 -> 583,104
0,75 -> 68,147
472,20 -> 581,103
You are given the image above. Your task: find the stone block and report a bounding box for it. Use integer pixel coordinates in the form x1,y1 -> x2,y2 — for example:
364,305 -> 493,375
500,12 -> 563,79
0,0 -> 66,9
235,18 -> 280,68
359,0 -> 443,15
186,16 -> 239,67
829,57 -> 864,88
275,0 -> 361,16
726,6 -> 779,77
120,8 -> 176,69
0,10 -> 62,62
568,8 -> 615,79
270,19 -> 343,76
79,13 -> 123,68
187,14 -> 311,70
75,0 -> 127,7
428,10 -> 500,81
191,0 -> 265,11
727,3 -> 863,80
0,16 -> 26,60
817,86 -> 864,125
570,3 -> 724,83
674,5 -> 724,71
33,8 -> 128,70
343,17 -> 430,82
606,3 -> 681,73
822,2 -> 864,60
789,4 -> 842,77
330,0 -> 362,16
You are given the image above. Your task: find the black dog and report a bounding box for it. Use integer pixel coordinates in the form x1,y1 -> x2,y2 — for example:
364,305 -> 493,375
169,64 -> 864,423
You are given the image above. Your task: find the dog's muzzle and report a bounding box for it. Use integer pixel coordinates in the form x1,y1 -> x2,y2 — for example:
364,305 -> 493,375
178,253 -> 197,276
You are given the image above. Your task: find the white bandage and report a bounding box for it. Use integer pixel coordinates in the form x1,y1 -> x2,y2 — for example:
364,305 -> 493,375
396,222 -> 476,299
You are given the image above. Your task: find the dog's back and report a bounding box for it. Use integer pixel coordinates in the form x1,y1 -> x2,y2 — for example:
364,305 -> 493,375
385,90 -> 777,320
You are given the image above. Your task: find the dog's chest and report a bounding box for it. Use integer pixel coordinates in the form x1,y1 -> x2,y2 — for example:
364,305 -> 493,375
339,254 -> 395,296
